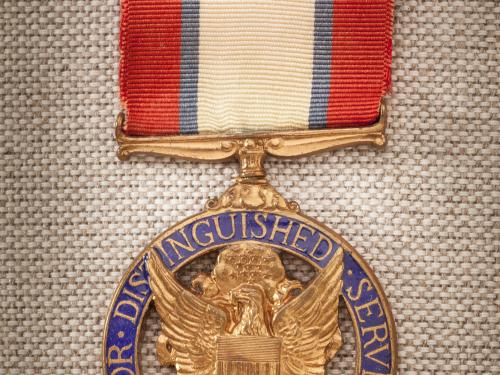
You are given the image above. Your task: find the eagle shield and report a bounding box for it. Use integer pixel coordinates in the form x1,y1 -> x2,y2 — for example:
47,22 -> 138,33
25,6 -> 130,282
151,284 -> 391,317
147,243 -> 344,375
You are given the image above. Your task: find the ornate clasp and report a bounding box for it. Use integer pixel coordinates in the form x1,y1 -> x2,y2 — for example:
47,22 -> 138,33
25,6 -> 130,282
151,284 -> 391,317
205,138 -> 298,212
115,100 -> 387,163
236,138 -> 266,180
115,101 -> 388,212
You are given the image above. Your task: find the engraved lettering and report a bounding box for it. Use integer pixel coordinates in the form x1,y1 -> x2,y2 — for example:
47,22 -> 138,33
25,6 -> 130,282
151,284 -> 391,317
241,212 -> 247,239
269,215 -> 293,244
361,322 -> 389,349
364,343 -> 390,368
214,214 -> 237,240
290,223 -> 314,252
154,246 -> 175,266
355,298 -> 384,324
122,288 -> 145,304
192,219 -> 215,246
113,300 -> 140,325
250,213 -> 268,239
346,277 -> 373,302
107,343 -> 133,366
164,228 -> 195,260
110,368 -> 134,375
129,263 -> 147,288
310,234 -> 334,261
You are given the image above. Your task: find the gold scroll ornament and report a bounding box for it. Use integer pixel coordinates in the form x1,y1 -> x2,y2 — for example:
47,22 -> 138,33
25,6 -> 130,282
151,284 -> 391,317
115,101 -> 387,177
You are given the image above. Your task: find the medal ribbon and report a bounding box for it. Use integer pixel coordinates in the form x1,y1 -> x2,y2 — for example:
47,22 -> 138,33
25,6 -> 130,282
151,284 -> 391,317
120,0 -> 394,136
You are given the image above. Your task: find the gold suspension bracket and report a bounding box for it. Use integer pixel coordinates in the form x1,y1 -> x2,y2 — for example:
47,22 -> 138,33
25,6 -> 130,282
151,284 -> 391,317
115,100 -> 387,166
115,101 -> 387,214
114,101 -> 388,227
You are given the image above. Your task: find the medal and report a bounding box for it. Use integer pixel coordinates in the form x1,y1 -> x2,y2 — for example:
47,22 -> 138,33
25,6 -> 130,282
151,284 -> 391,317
103,1 -> 396,374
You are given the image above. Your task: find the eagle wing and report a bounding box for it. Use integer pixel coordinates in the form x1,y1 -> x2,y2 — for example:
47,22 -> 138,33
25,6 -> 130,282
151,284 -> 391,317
272,248 -> 344,375
147,251 -> 227,375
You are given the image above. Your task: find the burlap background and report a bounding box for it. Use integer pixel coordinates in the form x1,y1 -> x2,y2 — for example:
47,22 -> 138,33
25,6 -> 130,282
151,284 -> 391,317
0,1 -> 498,374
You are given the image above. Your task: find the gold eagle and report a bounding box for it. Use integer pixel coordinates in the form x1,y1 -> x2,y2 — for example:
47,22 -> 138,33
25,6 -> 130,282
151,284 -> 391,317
147,243 -> 343,375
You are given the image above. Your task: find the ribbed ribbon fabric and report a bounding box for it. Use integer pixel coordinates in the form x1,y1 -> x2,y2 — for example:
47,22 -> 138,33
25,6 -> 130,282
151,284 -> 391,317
120,0 -> 394,136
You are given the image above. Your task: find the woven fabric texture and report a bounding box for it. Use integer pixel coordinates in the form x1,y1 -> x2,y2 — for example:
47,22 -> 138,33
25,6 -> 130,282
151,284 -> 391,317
0,1 -> 498,374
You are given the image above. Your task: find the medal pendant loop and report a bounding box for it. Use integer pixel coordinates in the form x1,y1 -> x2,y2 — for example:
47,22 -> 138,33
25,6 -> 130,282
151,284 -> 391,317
236,138 -> 267,181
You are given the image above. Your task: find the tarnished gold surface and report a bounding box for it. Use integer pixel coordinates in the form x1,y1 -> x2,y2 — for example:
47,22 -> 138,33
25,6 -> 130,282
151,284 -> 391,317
115,101 -> 387,162
148,243 -> 344,375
